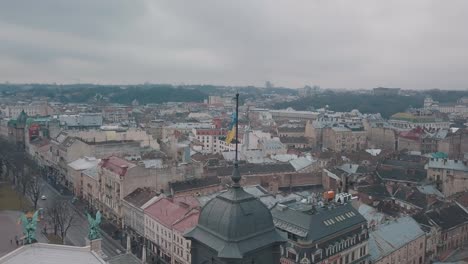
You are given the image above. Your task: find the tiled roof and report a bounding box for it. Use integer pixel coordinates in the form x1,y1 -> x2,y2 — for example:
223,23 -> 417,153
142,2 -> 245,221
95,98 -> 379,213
214,163 -> 295,176
376,167 -> 426,183
172,209 -> 200,233
100,156 -> 136,176
424,204 -> 468,230
144,196 -> 199,228
123,188 -> 158,208
170,177 -> 221,192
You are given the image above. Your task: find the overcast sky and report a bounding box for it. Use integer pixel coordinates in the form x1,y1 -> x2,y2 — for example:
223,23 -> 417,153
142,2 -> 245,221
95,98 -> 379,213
0,1 -> 467,89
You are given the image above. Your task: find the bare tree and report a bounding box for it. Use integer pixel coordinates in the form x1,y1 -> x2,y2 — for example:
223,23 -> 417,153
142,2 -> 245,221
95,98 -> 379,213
47,200 -> 76,244
27,176 -> 43,210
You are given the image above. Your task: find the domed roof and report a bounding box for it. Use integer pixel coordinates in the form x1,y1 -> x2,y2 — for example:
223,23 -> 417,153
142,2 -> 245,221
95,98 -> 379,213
185,167 -> 286,259
197,187 -> 275,240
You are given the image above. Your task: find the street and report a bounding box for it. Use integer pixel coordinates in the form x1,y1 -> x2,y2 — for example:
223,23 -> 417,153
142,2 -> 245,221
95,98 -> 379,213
37,178 -> 125,259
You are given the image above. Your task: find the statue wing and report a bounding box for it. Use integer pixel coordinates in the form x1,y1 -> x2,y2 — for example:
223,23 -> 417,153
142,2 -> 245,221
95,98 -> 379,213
20,213 -> 28,230
86,213 -> 93,224
95,211 -> 101,225
31,211 -> 39,226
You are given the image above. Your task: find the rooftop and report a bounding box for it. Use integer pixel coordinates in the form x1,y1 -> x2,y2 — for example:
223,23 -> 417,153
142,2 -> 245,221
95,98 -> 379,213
0,243 -> 105,264
170,177 -> 221,193
145,196 -> 199,228
123,187 -> 158,208
68,157 -> 101,171
100,156 -> 136,176
369,217 -> 425,262
427,158 -> 468,172
214,162 -> 296,177
271,202 -> 366,242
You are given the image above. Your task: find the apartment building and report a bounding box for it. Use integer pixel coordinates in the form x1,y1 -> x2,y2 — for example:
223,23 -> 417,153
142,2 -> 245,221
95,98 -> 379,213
271,202 -> 370,264
322,126 -> 367,152
368,217 -> 425,264
144,196 -> 200,264
426,158 -> 468,196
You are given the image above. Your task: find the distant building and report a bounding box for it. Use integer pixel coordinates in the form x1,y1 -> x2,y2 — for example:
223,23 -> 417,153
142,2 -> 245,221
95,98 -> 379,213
1,101 -> 51,118
322,125 -> 367,152
58,113 -> 103,129
389,112 -> 450,130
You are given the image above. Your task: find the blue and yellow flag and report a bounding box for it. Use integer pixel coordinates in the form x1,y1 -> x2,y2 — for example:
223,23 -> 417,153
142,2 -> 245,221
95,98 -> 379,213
226,112 -> 237,144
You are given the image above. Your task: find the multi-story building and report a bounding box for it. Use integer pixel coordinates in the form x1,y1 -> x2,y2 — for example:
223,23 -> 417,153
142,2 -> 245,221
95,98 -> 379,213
95,156 -> 201,226
389,112 -> 450,130
271,201 -> 370,264
1,101 -> 51,118
122,188 -> 159,256
67,157 -> 101,196
437,129 -> 468,159
413,204 -> 468,260
426,158 -> 468,196
322,125 -> 367,152
144,196 -> 200,264
192,128 -> 239,153
368,217 -> 426,264
102,107 -> 130,123
58,113 -> 103,130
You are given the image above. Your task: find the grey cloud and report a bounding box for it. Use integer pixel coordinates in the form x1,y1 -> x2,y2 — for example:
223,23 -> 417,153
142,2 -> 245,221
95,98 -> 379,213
0,0 -> 467,89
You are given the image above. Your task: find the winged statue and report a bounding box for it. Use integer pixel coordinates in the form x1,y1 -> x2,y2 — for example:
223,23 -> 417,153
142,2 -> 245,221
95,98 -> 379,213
86,211 -> 102,240
20,211 -> 39,244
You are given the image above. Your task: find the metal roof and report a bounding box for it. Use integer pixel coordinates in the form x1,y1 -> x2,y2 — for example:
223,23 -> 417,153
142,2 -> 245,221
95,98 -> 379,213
369,217 -> 424,262
184,186 -> 285,259
271,202 -> 366,242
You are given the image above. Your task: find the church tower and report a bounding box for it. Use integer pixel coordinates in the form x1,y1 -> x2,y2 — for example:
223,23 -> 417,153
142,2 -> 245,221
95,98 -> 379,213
184,94 -> 286,264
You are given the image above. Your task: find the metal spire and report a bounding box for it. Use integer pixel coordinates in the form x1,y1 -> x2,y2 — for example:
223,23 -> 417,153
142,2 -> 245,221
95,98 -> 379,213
232,93 -> 241,186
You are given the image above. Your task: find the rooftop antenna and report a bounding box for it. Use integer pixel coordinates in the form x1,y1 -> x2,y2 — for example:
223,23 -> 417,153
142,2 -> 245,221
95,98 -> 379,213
231,93 -> 241,187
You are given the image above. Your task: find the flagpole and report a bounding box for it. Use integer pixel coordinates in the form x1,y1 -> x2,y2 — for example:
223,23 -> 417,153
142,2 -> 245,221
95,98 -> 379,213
235,93 -> 239,163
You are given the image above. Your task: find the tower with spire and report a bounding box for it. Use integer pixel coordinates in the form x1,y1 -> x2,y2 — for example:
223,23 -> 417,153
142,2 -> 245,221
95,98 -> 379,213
184,94 -> 285,264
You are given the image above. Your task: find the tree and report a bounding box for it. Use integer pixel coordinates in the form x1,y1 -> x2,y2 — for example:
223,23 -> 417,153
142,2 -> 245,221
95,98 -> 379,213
27,176 -> 42,210
47,200 -> 76,244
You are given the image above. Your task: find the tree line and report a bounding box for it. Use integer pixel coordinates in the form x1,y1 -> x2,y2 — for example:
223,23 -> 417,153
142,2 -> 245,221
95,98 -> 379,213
0,138 -> 76,244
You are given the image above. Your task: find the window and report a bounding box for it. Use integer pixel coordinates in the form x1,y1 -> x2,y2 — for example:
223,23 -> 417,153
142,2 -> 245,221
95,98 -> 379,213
345,254 -> 349,264
351,251 -> 355,261
287,251 -> 297,261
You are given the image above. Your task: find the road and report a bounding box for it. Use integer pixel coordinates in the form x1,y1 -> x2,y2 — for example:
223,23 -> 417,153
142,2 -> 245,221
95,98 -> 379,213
37,178 -> 125,259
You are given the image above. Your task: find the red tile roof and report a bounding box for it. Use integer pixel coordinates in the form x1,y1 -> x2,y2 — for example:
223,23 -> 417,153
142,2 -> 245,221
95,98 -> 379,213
100,156 -> 135,176
399,127 -> 425,141
144,196 -> 200,228
173,209 -> 200,233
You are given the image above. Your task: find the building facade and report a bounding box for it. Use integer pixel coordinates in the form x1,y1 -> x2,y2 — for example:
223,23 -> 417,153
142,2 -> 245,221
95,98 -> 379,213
271,202 -> 370,264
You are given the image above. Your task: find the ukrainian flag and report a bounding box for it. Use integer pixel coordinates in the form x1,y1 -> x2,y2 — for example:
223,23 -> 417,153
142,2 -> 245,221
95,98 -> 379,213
225,112 -> 237,144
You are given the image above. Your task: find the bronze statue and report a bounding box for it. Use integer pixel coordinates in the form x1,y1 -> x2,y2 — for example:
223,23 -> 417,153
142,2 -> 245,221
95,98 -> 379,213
20,211 -> 39,244
86,211 -> 102,240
